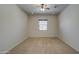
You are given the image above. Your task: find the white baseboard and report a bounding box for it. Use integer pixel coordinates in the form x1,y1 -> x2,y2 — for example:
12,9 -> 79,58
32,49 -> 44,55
29,37 -> 58,39
58,37 -> 79,53
3,37 -> 29,54
0,51 -> 9,54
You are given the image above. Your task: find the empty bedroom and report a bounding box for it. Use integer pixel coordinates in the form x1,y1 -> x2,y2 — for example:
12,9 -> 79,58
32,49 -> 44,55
0,4 -> 79,54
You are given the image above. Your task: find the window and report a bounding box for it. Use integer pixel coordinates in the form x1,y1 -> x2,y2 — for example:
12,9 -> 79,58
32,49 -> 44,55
38,19 -> 48,30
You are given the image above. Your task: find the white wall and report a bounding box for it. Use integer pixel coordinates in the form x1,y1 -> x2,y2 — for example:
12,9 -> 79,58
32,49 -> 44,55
58,5 -> 79,52
0,5 -> 28,53
28,15 -> 58,37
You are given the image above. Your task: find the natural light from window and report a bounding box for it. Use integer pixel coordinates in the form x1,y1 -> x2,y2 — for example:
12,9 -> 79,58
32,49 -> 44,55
38,19 -> 48,30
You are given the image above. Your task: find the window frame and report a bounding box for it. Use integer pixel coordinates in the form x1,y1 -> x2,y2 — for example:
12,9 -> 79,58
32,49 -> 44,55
38,19 -> 48,31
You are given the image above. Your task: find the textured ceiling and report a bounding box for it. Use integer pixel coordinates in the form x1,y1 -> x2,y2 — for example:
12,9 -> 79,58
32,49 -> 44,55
17,4 -> 69,15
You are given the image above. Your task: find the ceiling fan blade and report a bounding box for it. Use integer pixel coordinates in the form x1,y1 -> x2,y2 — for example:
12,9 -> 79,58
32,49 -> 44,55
46,8 -> 50,10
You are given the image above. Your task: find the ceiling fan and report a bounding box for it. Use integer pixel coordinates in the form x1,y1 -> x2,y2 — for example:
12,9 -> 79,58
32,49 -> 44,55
35,4 -> 50,11
35,4 -> 57,12
40,4 -> 50,10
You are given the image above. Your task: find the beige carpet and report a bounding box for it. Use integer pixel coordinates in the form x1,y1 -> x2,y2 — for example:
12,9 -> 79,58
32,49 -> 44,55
8,37 -> 78,54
